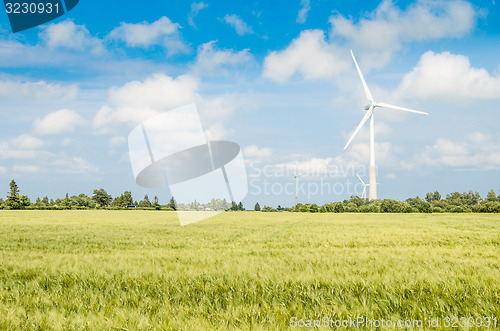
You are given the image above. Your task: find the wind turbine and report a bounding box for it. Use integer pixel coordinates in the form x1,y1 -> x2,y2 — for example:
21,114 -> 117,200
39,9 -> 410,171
291,173 -> 301,206
356,173 -> 369,200
345,50 -> 428,200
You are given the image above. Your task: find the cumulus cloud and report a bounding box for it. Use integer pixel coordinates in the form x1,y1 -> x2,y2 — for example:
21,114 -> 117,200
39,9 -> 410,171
49,157 -> 99,174
10,156 -> 98,175
397,51 -> 500,101
402,133 -> 500,170
40,20 -> 104,54
108,16 -> 189,55
12,165 -> 42,173
330,0 -> 476,68
11,134 -> 44,149
263,30 -> 349,82
0,135 -> 45,160
34,109 -> 85,135
94,74 -> 200,128
0,80 -> 78,102
93,73 -> 240,142
191,41 -> 253,75
224,14 -> 254,36
188,2 -> 209,28
243,145 -> 273,159
296,0 -> 311,24
110,136 -> 126,147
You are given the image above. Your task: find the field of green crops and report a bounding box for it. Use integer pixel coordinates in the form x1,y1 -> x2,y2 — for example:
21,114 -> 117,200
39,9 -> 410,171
0,211 -> 498,330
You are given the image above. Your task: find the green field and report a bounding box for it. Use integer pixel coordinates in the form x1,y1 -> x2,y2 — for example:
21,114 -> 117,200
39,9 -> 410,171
0,211 -> 498,330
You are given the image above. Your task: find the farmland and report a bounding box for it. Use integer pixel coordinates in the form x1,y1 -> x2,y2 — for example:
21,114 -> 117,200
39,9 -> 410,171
0,211 -> 498,330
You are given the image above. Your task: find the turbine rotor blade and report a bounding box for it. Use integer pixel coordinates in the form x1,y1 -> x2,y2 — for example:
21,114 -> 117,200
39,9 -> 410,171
351,50 -> 374,103
376,102 -> 428,115
356,173 -> 366,186
344,106 -> 373,150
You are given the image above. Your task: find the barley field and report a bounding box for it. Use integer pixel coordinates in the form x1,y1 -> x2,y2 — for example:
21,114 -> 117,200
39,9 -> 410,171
0,211 -> 498,330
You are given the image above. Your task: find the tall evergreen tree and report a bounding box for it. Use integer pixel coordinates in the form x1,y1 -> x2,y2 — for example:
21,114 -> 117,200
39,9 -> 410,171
168,197 -> 177,210
254,202 -> 261,211
6,180 -> 22,209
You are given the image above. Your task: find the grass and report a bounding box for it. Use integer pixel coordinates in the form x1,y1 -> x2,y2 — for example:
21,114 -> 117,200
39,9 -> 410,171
0,211 -> 498,330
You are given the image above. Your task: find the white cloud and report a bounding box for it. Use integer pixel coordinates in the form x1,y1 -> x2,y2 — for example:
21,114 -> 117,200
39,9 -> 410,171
34,109 -> 85,135
397,51 -> 500,101
108,17 -> 189,55
224,14 -> 254,36
10,156 -> 98,175
110,136 -> 126,147
296,0 -> 311,24
12,165 -> 42,173
40,20 -> 104,54
330,0 -> 476,68
62,138 -> 72,146
49,157 -> 99,174
188,2 -> 209,28
0,143 -> 39,160
243,145 -> 273,159
0,166 -> 6,174
0,80 -> 78,102
272,156 -> 362,179
191,41 -> 253,75
94,73 -> 241,145
94,74 -> 200,128
402,133 -> 500,170
263,30 -> 349,82
11,134 -> 44,149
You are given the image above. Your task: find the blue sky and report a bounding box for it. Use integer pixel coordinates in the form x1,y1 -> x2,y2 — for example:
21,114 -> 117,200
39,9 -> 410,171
0,0 -> 499,208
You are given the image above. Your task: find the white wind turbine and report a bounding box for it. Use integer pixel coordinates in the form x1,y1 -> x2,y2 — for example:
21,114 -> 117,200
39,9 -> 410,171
291,173 -> 301,207
356,173 -> 369,200
344,50 -> 428,200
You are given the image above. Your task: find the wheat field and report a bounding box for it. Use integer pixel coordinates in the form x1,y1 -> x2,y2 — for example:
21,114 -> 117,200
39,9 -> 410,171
0,211 -> 498,330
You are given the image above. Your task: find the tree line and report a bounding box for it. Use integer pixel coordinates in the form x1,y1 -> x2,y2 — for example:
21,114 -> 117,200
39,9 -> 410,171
2,179 -> 499,213
256,189 -> 500,213
0,180 -> 246,211
0,180 -> 175,210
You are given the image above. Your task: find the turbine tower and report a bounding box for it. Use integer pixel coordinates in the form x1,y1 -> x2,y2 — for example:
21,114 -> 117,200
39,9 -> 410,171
356,173 -> 369,200
345,50 -> 428,200
292,173 -> 301,206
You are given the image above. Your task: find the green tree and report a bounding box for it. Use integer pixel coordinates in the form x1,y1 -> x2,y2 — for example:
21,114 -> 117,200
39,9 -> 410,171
333,202 -> 344,213
254,202 -> 261,211
168,197 -> 177,211
486,189 -> 498,202
113,191 -> 134,207
6,180 -> 22,209
61,193 -> 71,209
238,202 -> 245,211
140,195 -> 151,208
153,196 -> 160,210
92,188 -> 112,207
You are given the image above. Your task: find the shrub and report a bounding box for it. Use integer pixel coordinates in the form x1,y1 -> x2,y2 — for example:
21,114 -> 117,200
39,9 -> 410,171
299,204 -> 310,212
309,204 -> 319,213
359,204 -> 379,213
380,199 -> 407,213
261,206 -> 277,212
431,207 -> 444,213
333,203 -> 344,213
450,206 -> 465,213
